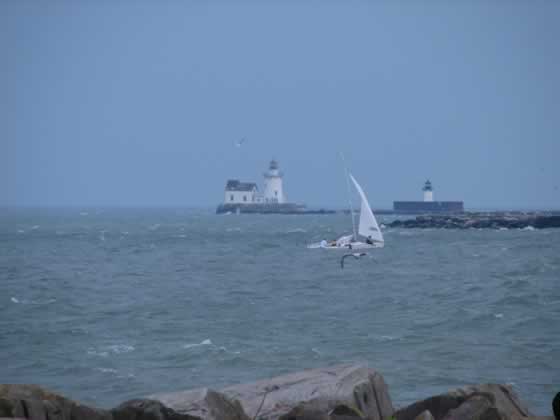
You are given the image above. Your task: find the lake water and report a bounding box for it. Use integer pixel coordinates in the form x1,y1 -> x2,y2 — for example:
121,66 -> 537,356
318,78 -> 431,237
1,208 -> 558,415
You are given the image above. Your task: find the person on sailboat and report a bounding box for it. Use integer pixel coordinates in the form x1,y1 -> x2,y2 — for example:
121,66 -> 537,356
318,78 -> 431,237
366,236 -> 373,245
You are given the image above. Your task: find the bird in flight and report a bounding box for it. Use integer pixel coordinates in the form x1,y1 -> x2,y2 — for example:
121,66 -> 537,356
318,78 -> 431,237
235,137 -> 247,148
340,252 -> 367,269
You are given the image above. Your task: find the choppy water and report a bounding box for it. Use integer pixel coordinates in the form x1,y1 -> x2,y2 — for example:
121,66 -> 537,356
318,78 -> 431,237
1,208 -> 559,415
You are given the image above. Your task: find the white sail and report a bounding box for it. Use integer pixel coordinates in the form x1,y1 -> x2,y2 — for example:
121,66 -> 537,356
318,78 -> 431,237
349,174 -> 384,243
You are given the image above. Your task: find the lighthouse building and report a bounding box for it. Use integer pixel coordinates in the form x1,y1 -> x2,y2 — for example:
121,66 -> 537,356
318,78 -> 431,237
423,180 -> 434,202
217,160 -> 305,214
224,180 -> 258,204
393,180 -> 464,214
263,160 -> 285,203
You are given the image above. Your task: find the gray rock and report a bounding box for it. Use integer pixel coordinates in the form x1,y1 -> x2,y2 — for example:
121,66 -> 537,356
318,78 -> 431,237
395,384 -> 531,420
112,398 -> 201,420
413,410 -> 434,420
278,404 -> 329,420
394,395 -> 464,420
145,389 -> 249,420
448,385 -> 531,419
441,395 -> 498,420
387,213 -> 560,230
0,384 -> 112,420
152,364 -> 393,420
278,402 -> 366,420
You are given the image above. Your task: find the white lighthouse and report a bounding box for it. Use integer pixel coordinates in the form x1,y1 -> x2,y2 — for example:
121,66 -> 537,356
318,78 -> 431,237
263,159 -> 285,203
423,179 -> 434,202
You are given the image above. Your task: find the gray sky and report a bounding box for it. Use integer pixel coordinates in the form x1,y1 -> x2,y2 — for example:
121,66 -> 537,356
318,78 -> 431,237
2,0 -> 559,209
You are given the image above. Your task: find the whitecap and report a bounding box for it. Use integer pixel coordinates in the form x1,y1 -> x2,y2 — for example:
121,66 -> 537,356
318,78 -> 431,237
87,349 -> 109,357
378,335 -> 401,342
36,298 -> 56,305
96,367 -> 117,374
10,297 -> 55,305
311,347 -> 322,356
108,344 -> 135,354
17,229 -> 25,234
226,227 -> 242,232
31,225 -> 40,230
183,339 -> 213,349
522,226 -> 535,231
218,345 -> 241,354
286,228 -> 307,233
494,313 -> 504,319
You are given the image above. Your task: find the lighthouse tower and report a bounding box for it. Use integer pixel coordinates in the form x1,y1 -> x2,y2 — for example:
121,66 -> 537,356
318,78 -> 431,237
423,180 -> 434,202
263,159 -> 285,203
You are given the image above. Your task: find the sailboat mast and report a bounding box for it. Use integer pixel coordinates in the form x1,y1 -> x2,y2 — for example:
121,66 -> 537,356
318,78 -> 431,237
340,153 -> 357,240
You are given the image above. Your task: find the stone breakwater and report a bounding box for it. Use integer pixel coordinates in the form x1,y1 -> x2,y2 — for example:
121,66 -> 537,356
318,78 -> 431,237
388,214 -> 560,230
0,364 -> 556,420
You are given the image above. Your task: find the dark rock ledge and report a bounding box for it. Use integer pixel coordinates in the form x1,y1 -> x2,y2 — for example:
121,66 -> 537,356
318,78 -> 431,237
0,364 -> 556,420
388,214 -> 560,230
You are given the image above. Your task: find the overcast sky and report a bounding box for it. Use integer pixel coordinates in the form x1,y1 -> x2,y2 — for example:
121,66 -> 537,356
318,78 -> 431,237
2,0 -> 559,209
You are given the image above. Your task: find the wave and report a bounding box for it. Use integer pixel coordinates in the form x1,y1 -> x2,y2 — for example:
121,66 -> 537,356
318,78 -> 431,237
183,339 -> 213,349
398,231 -> 418,236
286,228 -> 307,233
108,344 -> 135,354
182,339 -> 241,355
10,297 -> 56,305
95,367 -> 117,374
88,344 -> 135,357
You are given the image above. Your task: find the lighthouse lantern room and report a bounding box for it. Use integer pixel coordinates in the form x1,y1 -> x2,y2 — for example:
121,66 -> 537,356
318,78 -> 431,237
423,180 -> 434,202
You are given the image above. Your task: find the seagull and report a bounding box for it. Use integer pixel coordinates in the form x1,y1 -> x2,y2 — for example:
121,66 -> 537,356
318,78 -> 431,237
340,252 -> 367,269
234,137 -> 246,148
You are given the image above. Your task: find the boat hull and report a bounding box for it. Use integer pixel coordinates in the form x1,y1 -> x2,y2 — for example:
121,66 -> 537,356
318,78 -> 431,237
307,241 -> 384,250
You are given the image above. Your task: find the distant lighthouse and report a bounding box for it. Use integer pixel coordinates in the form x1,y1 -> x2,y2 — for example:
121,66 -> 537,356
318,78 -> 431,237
423,180 -> 434,202
263,159 -> 285,203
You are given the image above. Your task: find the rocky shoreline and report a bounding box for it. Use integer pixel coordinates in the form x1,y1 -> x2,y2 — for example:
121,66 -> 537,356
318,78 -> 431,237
388,214 -> 560,230
0,364 -> 556,420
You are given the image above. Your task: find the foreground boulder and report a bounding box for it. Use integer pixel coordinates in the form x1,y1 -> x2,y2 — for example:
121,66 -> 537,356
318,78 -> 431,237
141,388 -> 249,420
394,384 -> 533,420
111,398 -> 202,420
152,364 -> 393,420
0,384 -> 111,420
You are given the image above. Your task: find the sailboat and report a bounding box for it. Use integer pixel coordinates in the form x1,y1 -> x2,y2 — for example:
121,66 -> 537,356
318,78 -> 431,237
308,173 -> 384,249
